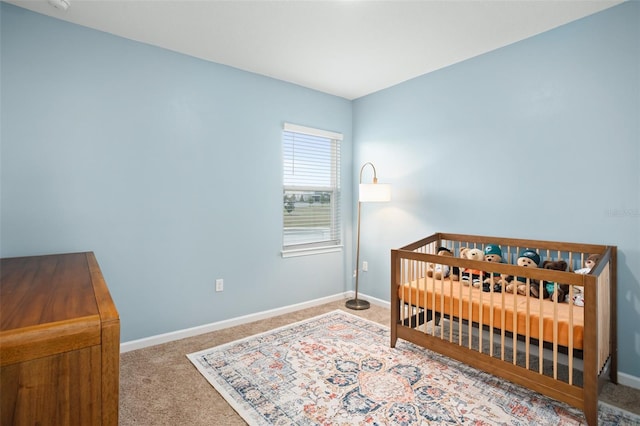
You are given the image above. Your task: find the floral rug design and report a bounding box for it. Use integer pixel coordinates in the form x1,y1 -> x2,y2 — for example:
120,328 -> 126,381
187,310 -> 638,425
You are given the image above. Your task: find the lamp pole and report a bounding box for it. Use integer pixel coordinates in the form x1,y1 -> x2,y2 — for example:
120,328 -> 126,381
346,162 -> 379,310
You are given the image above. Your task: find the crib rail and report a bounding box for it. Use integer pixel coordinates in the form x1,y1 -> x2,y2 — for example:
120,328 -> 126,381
390,232 -> 617,426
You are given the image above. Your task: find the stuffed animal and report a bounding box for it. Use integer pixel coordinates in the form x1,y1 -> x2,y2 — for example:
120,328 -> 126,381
504,249 -> 543,297
482,244 -> 503,292
541,260 -> 569,302
575,254 -> 600,274
571,254 -> 600,306
447,248 -> 464,281
453,247 -> 471,281
427,247 -> 454,280
460,247 -> 485,288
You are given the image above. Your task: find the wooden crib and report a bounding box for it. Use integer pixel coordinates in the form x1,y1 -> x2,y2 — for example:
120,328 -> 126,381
390,233 -> 617,426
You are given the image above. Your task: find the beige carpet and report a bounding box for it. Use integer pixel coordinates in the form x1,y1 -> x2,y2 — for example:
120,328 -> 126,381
119,299 -> 640,425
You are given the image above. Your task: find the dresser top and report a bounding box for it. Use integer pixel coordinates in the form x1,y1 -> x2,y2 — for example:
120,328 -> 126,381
1,252 -> 101,332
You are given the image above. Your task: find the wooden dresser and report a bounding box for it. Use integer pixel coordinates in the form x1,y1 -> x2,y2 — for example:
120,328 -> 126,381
1,252 -> 120,425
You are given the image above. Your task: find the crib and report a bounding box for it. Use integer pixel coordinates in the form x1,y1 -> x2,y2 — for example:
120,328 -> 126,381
390,233 -> 617,426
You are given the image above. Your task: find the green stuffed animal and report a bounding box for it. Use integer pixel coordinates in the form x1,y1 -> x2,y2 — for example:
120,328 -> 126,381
504,249 -> 543,298
482,244 -> 503,293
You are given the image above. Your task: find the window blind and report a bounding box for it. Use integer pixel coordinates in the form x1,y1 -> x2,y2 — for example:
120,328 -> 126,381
282,123 -> 342,253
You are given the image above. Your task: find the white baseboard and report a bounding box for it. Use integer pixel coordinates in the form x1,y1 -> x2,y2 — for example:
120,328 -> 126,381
121,292 -> 351,353
618,371 -> 640,390
362,293 -> 391,309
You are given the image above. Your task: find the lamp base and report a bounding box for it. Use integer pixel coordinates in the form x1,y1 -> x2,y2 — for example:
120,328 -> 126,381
345,298 -> 370,310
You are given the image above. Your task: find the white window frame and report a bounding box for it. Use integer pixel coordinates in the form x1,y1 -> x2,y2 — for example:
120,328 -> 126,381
281,123 -> 343,257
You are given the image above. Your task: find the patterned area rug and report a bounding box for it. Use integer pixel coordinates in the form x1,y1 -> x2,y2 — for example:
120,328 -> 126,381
187,310 -> 639,425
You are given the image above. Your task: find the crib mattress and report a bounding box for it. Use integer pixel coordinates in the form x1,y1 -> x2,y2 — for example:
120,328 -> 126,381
399,277 -> 584,350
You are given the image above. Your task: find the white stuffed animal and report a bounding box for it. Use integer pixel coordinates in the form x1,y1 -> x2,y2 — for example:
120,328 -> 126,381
427,247 -> 453,279
571,254 -> 600,306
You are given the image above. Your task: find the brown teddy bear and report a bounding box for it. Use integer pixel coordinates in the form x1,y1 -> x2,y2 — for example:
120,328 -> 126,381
504,249 -> 543,297
541,260 -> 569,302
427,246 -> 454,280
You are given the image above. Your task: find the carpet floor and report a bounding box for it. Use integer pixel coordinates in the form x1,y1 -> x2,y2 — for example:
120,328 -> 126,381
119,299 -> 640,425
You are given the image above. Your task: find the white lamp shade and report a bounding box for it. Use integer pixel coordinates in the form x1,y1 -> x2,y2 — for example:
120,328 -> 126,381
359,183 -> 391,202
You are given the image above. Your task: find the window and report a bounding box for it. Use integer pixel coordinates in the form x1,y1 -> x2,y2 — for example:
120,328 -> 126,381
282,123 -> 342,256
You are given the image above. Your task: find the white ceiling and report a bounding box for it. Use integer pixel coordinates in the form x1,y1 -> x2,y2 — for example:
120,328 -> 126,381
5,0 -> 624,99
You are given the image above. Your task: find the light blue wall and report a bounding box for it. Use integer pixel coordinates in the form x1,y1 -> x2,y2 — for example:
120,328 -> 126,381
353,2 -> 639,378
0,3 -> 353,342
2,2 -> 639,380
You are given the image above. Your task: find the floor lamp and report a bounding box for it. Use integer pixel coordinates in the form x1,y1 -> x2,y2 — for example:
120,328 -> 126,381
346,162 -> 391,310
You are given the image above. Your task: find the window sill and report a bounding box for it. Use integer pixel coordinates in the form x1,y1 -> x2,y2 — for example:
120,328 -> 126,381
281,245 -> 343,258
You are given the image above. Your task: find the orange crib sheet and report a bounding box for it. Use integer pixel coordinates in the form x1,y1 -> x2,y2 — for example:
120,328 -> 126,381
399,277 -> 584,350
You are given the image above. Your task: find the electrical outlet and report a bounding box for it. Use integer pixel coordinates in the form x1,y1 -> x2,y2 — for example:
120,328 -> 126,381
362,261 -> 368,272
215,278 -> 224,292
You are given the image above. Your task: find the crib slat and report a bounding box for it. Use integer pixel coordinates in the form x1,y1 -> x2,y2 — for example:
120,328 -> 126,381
489,275 -> 495,357
538,281 -> 544,374
438,273 -> 444,340
512,282 -> 518,365
467,280 -> 472,350
568,284 -> 574,385
524,279 -> 531,370
426,266 -> 432,335
478,279 -> 483,354
458,273 -> 463,346
553,286 -> 559,380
